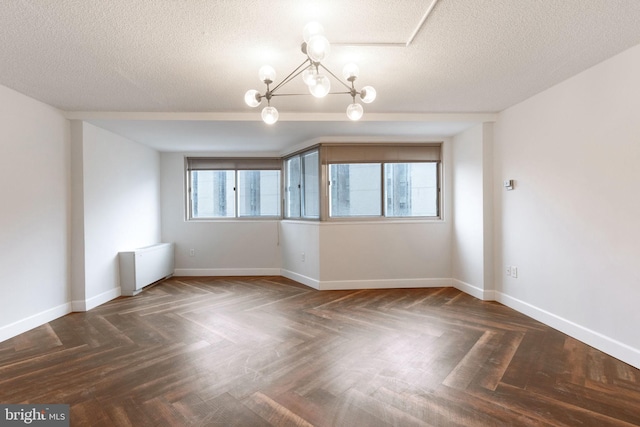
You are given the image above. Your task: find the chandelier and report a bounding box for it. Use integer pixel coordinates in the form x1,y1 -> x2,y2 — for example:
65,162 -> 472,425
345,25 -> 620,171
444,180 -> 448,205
244,22 -> 377,124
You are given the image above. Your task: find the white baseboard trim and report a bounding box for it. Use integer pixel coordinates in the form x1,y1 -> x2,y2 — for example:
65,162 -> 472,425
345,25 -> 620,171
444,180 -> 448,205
173,268 -> 282,277
452,279 -> 495,301
268,270 -> 452,292
317,277 -> 452,291
0,302 -> 72,343
281,269 -> 320,290
495,291 -> 640,370
72,287 -> 121,312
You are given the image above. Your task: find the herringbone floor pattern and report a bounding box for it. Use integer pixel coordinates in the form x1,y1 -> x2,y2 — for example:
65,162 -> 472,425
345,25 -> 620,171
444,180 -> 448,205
1,277 -> 639,426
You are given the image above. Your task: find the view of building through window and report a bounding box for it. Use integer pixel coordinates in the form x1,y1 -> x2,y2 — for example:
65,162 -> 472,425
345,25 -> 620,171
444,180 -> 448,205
191,170 -> 235,218
329,162 -> 438,217
302,151 -> 319,217
330,163 -> 381,216
238,170 -> 280,217
191,170 -> 280,218
285,156 -> 301,218
385,163 -> 438,217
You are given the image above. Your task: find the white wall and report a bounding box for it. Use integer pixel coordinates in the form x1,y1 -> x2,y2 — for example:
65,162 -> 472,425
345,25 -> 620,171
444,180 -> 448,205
280,221 -> 321,288
451,123 -> 494,299
318,221 -> 451,289
161,153 -> 281,276
0,85 -> 71,341
71,122 -> 161,310
493,43 -> 640,368
452,125 -> 484,292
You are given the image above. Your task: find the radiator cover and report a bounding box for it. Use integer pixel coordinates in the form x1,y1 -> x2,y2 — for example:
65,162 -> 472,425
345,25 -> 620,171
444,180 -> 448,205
119,243 -> 174,296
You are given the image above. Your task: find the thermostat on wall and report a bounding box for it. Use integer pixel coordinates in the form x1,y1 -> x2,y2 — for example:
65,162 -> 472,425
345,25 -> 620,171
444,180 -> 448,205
504,179 -> 514,190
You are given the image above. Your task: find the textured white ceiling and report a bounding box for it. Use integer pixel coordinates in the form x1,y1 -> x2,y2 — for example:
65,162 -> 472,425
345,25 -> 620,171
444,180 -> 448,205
2,0 -> 640,151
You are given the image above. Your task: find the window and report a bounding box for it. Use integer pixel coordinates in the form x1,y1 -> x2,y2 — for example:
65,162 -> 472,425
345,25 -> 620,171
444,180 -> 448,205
384,162 -> 438,217
285,155 -> 301,217
328,162 -> 438,218
191,170 -> 236,217
201,144 -> 442,222
302,150 -> 319,217
285,149 -> 319,219
329,163 -> 381,217
187,158 -> 281,219
237,170 -> 281,217
324,144 -> 441,219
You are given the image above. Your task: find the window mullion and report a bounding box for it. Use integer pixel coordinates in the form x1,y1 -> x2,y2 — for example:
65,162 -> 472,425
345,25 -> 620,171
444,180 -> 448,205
380,163 -> 385,218
235,170 -> 239,218
300,154 -> 306,218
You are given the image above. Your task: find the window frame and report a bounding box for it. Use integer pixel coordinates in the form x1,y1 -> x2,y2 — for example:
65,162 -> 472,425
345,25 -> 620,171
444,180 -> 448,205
186,144 -> 442,223
185,157 -> 282,221
320,143 -> 442,221
283,147 -> 321,220
326,160 -> 441,220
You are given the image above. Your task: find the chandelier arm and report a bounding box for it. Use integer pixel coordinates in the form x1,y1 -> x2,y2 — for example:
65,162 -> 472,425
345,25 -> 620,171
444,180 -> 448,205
271,91 -> 354,98
318,63 -> 353,92
270,59 -> 313,94
270,93 -> 315,97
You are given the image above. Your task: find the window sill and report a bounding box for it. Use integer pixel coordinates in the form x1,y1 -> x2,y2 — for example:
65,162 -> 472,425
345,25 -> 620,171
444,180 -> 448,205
186,217 -> 282,223
281,218 -> 444,225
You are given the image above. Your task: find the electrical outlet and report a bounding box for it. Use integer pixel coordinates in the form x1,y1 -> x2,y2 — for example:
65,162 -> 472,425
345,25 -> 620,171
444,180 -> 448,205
506,266 -> 511,276
511,266 -> 518,278
189,248 -> 195,257
301,252 -> 306,262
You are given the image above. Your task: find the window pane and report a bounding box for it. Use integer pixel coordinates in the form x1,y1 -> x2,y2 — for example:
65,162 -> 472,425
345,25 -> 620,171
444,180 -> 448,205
302,150 -> 319,218
286,156 -> 301,218
191,170 -> 235,218
329,163 -> 381,217
238,170 -> 281,217
385,163 -> 438,217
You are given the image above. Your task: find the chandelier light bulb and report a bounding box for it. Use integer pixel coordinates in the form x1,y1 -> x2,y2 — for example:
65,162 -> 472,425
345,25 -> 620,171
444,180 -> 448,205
244,23 -> 375,123
346,103 -> 364,121
261,106 -> 279,124
360,86 -> 377,103
303,22 -> 324,43
302,67 -> 318,86
244,89 -> 261,107
258,65 -> 276,83
309,75 -> 331,98
342,63 -> 360,81
307,34 -> 330,62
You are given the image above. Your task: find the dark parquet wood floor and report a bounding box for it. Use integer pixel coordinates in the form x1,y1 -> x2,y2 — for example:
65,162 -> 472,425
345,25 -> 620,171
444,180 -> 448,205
1,276 -> 639,426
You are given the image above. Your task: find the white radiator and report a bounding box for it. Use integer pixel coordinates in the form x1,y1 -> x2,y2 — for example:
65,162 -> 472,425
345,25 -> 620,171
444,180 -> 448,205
119,243 -> 174,296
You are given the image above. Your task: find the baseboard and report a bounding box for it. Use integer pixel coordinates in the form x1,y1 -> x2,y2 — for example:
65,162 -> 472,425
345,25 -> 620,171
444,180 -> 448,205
272,271 -> 451,292
72,287 -> 121,312
0,303 -> 72,343
452,279 -> 495,301
495,291 -> 640,370
317,277 -> 452,291
280,269 -> 320,290
173,268 -> 282,277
